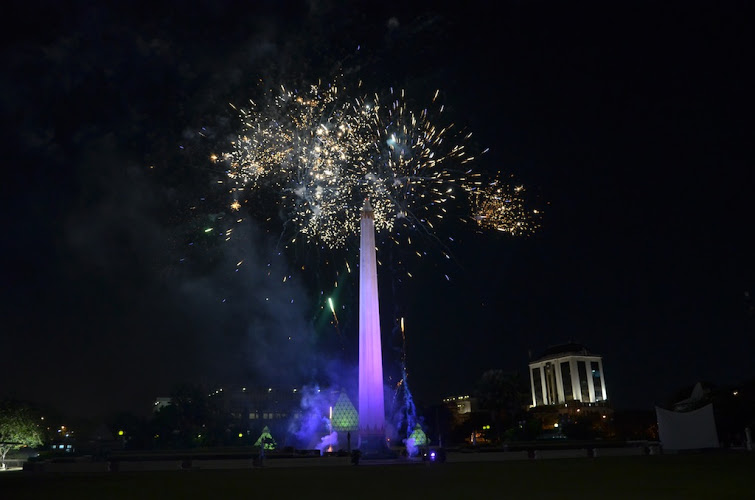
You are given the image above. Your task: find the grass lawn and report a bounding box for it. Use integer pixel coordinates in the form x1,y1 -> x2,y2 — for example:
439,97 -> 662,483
1,452 -> 752,499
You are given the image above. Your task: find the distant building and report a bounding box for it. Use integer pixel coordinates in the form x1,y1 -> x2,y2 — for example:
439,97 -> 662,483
528,343 -> 609,411
152,386 -> 306,423
442,395 -> 478,415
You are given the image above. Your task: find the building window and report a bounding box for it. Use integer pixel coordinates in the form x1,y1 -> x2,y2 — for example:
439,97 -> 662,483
545,363 -> 558,404
591,361 -> 603,401
578,361 -> 590,402
561,362 -> 573,401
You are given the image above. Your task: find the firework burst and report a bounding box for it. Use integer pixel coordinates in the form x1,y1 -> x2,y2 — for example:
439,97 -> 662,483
225,80 -> 371,248
223,81 -> 485,250
469,178 -> 541,236
184,76 -> 541,336
353,87 -> 480,241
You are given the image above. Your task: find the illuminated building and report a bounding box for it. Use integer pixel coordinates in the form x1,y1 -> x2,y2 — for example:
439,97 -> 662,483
528,343 -> 609,409
358,198 -> 386,449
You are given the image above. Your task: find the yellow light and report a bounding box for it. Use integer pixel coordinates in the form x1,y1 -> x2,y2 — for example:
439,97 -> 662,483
238,433 -> 243,438
118,430 -> 124,436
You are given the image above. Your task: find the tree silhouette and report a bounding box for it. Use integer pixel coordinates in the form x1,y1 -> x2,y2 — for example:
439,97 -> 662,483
474,369 -> 529,442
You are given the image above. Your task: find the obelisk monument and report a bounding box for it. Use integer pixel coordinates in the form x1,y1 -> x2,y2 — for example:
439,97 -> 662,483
358,198 -> 386,449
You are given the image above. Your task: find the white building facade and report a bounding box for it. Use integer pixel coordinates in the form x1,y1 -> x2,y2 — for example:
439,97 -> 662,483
528,343 -> 608,407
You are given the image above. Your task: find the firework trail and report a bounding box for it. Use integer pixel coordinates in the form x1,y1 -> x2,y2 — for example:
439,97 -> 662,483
327,296 -> 343,340
397,317 -> 418,437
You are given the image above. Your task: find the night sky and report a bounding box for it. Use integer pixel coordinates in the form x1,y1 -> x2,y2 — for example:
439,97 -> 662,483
3,1 -> 753,419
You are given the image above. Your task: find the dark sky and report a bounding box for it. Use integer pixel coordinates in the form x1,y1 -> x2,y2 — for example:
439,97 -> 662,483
2,1 -> 753,419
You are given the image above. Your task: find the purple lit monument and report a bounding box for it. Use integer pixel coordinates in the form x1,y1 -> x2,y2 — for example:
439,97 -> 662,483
358,198 -> 386,449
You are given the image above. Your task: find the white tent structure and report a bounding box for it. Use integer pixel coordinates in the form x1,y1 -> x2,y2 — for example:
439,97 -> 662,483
673,382 -> 708,412
655,404 -> 719,450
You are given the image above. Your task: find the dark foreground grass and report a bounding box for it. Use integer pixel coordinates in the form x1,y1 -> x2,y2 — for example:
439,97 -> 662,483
2,453 -> 752,499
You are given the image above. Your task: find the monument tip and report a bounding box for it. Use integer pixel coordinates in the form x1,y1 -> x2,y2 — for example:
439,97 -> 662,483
362,197 -> 373,212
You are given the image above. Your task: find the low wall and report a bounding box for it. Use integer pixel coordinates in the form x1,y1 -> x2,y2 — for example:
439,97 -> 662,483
447,451 -> 529,462
20,444 -> 660,472
2,459 -> 26,469
23,461 -> 110,473
263,456 -> 351,468
447,445 -> 651,462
